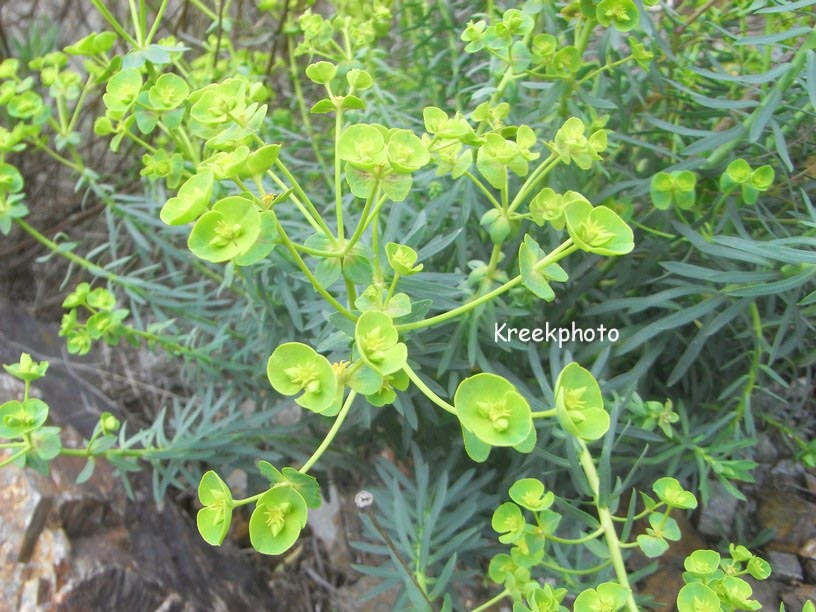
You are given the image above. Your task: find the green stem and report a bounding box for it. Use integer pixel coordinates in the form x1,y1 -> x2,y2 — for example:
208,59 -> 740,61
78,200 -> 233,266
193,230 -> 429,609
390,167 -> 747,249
546,526 -> 605,545
287,43 -> 333,190
145,0 -> 170,44
531,408 -> 557,419
343,182 -> 381,256
89,0 -> 139,46
470,589 -> 510,612
385,272 -> 400,304
402,364 -> 456,415
735,302 -> 762,424
463,170 -> 501,209
187,0 -> 219,21
273,159 -> 334,239
0,446 -> 30,468
577,439 -> 638,612
540,557 -> 612,576
334,108 -> 345,239
397,242 -> 577,332
508,154 -> 558,213
275,219 -> 356,321
299,391 -> 357,473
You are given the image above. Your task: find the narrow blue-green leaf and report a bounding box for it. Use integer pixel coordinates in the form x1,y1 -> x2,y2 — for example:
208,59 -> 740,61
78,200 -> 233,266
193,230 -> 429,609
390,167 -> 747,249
687,62 -> 790,84
757,0 -> 816,13
734,26 -> 812,46
771,120 -> 794,172
726,268 -> 816,296
617,296 -> 727,354
749,88 -> 782,142
807,50 -> 816,111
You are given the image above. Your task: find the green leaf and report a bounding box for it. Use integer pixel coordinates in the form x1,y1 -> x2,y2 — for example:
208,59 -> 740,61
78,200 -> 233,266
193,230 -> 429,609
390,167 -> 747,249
3,352 -> 49,382
387,129 -> 429,173
30,426 -> 62,460
519,235 -> 568,301
637,533 -> 669,557
280,467 -> 322,509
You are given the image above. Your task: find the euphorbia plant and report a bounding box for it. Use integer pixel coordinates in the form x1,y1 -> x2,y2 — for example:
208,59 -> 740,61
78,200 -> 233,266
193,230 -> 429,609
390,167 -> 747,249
1,0 -> 810,609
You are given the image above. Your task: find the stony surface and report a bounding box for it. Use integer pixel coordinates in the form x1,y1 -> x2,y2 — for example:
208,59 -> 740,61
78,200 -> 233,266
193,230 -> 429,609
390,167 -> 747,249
0,433 -> 278,612
0,298 -> 278,611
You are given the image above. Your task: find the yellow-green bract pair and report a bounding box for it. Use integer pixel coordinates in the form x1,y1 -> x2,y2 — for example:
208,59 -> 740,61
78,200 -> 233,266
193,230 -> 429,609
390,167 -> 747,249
455,363 -> 612,462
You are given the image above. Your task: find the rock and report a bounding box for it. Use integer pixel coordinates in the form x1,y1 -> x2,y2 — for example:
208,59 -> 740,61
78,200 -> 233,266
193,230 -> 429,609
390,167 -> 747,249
802,538 -> 816,560
803,558 -> 816,583
767,551 -> 804,583
746,577 -> 782,611
782,584 -> 816,610
757,481 -> 816,554
309,484 -> 352,571
696,479 -> 738,538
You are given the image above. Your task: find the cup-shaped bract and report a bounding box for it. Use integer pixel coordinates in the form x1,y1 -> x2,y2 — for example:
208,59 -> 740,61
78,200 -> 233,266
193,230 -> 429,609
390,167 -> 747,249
3,352 -> 48,382
266,342 -> 337,413
354,311 -> 407,376
304,61 -> 337,85
197,470 -> 233,546
249,487 -> 308,555
596,0 -> 640,32
190,78 -> 247,125
652,476 -> 698,510
188,196 -> 261,263
0,398 -> 49,439
491,501 -> 526,544
676,583 -> 720,612
386,129 -> 430,174
0,162 -> 23,195
650,170 -> 697,210
454,373 -> 533,446
160,170 -> 214,226
554,363 -> 609,441
338,124 -> 387,169
564,198 -> 634,257
148,73 -> 189,111
509,478 -> 554,512
574,582 -> 631,612
385,242 -> 423,276
530,188 -> 566,229
553,117 -> 602,170
684,550 -> 721,579
103,68 -> 143,114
